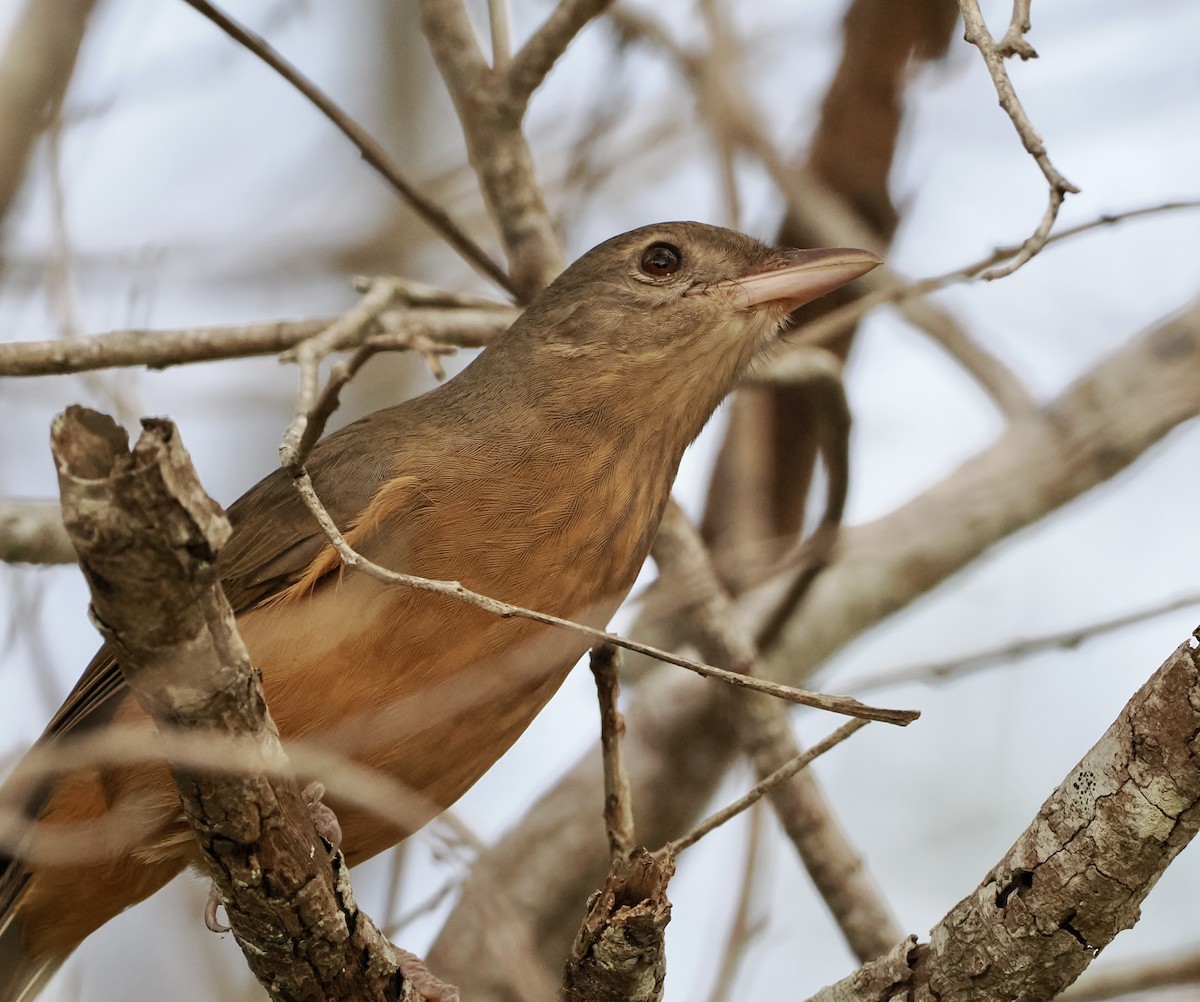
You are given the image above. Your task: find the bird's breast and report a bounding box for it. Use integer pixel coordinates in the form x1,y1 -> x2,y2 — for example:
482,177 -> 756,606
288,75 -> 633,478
231,436 -> 672,848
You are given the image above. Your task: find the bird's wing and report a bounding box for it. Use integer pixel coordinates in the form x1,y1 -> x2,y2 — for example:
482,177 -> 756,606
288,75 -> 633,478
43,411 -> 410,739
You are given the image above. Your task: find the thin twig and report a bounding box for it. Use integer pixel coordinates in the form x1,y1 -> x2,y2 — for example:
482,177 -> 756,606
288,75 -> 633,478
997,0 -> 1036,59
289,472 -> 918,726
850,593 -> 1200,695
279,278 -> 401,470
589,643 -> 635,859
787,198 -> 1200,353
177,0 -> 514,294
658,719 -> 869,859
957,0 -> 1079,278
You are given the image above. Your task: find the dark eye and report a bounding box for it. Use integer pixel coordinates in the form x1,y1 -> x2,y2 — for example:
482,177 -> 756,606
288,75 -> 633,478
640,242 -> 683,277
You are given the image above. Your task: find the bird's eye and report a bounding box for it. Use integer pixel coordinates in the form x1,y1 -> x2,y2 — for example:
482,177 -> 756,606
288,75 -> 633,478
640,242 -> 683,277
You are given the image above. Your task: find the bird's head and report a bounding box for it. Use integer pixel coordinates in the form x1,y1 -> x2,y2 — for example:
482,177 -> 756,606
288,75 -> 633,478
481,221 -> 879,443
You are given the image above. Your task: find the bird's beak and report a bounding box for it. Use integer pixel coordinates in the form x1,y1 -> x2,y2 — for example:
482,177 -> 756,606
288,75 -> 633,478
695,247 -> 881,311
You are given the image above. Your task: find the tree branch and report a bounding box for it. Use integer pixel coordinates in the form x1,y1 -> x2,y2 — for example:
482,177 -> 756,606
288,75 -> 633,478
0,500 -> 73,565
809,630 -> 1200,1000
48,405 -> 437,1002
0,304 -> 515,378
957,0 -> 1080,278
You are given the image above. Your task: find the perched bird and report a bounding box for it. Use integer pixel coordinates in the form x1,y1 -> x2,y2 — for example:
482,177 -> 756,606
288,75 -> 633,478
0,221 -> 879,1000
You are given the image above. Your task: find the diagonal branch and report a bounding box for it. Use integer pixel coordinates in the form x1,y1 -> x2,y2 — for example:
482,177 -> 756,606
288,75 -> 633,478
507,0 -> 615,109
809,631 -> 1200,1000
289,472 -> 918,726
177,0 -> 513,294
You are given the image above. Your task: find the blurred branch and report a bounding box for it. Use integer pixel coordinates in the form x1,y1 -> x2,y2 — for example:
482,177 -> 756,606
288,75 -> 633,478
1,718 -> 484,867
507,0 -> 613,109
957,0 -> 1080,278
1060,951 -> 1200,1002
704,804 -> 765,1002
419,0 -> 612,299
418,0 -> 554,299
486,0 -> 511,69
177,0 -> 514,295
810,634 -> 1200,1000
0,500 -> 73,565
851,592 -> 1200,694
0,0 -> 97,226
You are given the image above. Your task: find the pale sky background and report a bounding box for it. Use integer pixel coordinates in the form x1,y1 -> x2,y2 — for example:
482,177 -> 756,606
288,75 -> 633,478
1,0 -> 1199,999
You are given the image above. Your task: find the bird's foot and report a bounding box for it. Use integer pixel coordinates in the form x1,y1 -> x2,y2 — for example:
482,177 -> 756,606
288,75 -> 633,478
302,781 -> 343,855
204,885 -> 230,933
396,949 -> 460,1002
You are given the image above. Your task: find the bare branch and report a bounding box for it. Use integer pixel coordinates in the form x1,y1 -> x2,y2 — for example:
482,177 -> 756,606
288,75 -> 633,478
996,0 -> 1036,59
0,500 -> 73,565
589,644 -> 635,860
652,502 -> 904,961
811,633 -> 1200,1000
562,848 -> 673,1002
851,592 -> 1200,694
0,305 -> 515,378
177,0 -> 513,294
279,277 -> 403,471
0,0 -> 97,224
419,0 -> 563,298
0,724 -> 484,867
659,720 -> 869,859
957,0 -> 1080,278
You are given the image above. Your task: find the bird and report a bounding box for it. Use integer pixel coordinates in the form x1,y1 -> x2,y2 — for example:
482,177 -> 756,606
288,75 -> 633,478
0,221 -> 879,1000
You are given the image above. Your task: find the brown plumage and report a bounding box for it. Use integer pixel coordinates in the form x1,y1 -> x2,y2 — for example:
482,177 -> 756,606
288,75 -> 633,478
0,221 -> 879,999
